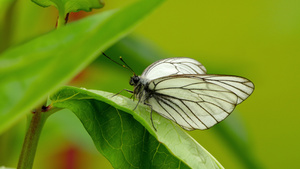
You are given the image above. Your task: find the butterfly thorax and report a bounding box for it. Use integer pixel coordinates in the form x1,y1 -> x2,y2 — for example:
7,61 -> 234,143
129,75 -> 151,102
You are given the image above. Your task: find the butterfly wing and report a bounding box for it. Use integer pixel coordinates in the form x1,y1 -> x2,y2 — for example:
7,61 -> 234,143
146,74 -> 254,130
141,57 -> 207,81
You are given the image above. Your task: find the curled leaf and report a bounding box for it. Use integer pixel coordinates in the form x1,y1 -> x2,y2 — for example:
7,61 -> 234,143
50,86 -> 224,169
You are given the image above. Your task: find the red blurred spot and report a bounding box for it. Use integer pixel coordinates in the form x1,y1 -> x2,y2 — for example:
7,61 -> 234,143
68,11 -> 91,22
51,144 -> 85,169
69,69 -> 88,84
65,147 -> 76,169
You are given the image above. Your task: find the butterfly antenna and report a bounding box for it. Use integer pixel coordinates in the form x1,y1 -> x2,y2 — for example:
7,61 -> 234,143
119,56 -> 136,75
102,52 -> 135,75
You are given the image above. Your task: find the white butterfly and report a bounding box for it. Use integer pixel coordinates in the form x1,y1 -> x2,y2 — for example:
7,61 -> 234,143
103,53 -> 254,131
129,57 -> 254,131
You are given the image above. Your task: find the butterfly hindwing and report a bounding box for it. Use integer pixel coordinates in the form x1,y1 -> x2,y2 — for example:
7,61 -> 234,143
201,75 -> 254,104
146,74 -> 254,130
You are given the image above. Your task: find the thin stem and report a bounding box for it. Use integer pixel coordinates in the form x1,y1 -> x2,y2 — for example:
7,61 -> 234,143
17,104 -> 61,169
56,11 -> 69,28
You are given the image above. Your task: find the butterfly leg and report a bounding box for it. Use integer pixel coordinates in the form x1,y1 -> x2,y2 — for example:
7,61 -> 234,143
133,99 -> 141,111
133,87 -> 145,110
131,98 -> 157,131
144,102 -> 157,131
112,89 -> 133,98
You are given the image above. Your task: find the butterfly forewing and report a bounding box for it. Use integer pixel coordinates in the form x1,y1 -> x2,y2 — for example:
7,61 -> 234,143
141,57 -> 207,81
146,74 -> 254,130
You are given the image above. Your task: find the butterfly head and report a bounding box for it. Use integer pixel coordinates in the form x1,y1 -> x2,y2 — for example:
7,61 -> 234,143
129,75 -> 140,86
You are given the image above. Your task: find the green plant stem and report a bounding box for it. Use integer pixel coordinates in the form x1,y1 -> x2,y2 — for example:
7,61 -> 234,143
17,110 -> 47,169
57,11 -> 65,28
17,105 -> 61,169
56,12 -> 69,28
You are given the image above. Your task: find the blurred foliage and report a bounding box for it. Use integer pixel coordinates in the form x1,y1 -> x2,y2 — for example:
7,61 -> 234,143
0,0 -> 165,134
1,0 -> 300,169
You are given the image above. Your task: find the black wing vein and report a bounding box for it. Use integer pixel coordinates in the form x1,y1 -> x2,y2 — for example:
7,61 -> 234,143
154,96 -> 197,129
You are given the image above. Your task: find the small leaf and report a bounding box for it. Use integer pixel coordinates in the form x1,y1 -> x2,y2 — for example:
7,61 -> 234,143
31,0 -> 104,17
50,86 -> 224,169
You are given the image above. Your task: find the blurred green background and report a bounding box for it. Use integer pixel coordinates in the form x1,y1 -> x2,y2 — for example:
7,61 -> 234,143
1,0 -> 299,169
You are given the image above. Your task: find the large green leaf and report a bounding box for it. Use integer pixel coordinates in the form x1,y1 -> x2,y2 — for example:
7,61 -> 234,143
50,86 -> 224,169
0,0 -> 166,134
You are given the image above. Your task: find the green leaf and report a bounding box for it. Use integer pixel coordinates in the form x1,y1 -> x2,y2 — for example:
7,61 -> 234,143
50,86 -> 224,169
0,0 -> 166,134
31,0 -> 104,17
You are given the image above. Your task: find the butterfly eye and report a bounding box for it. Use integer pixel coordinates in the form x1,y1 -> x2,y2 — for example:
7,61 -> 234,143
129,78 -> 134,86
129,76 -> 140,86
